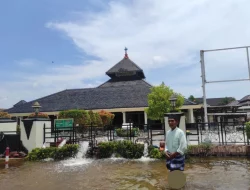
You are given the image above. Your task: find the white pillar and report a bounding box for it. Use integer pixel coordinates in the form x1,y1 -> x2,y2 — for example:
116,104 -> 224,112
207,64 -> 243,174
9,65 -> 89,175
144,111 -> 148,124
21,119 -> 51,152
122,112 -> 126,124
188,109 -> 194,123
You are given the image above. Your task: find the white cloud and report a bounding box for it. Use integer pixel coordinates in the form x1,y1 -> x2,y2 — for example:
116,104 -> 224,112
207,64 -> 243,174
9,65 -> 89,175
17,59 -> 39,67
45,0 -> 250,98
2,0 -> 250,108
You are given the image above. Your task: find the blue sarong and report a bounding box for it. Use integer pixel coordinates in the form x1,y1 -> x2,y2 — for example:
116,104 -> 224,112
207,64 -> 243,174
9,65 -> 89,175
166,154 -> 185,171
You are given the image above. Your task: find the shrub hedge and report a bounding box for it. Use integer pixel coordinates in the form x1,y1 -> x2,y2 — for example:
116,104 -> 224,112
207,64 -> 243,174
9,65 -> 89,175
96,141 -> 216,160
88,111 -> 103,127
98,110 -> 115,126
58,110 -> 91,126
0,111 -> 11,119
98,140 -> 144,159
28,112 -> 49,118
26,144 -> 79,161
115,128 -> 139,137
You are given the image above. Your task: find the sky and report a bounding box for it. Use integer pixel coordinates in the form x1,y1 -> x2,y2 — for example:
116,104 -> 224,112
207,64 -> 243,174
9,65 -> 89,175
1,0 -> 250,109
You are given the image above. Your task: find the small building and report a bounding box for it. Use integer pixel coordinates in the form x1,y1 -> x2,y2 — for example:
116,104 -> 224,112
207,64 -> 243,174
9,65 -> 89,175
193,97 -> 246,123
5,49 -> 199,126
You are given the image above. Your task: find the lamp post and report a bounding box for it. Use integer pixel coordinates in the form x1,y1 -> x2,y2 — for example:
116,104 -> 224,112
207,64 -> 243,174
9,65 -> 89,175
169,94 -> 177,112
32,101 -> 41,117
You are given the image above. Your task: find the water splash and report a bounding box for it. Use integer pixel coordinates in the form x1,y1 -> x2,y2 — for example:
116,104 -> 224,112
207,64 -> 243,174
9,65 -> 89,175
137,157 -> 156,162
76,141 -> 90,159
61,141 -> 93,167
95,137 -> 109,144
143,142 -> 148,157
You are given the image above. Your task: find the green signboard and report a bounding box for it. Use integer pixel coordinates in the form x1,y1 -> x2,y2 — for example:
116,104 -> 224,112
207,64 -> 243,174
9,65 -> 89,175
54,119 -> 74,129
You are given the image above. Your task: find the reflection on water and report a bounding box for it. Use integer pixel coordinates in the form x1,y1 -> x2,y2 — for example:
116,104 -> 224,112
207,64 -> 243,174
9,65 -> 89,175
0,157 -> 250,190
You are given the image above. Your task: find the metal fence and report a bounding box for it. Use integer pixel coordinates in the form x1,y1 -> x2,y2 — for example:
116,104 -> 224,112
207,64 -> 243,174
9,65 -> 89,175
186,121 -> 249,145
43,121 -> 249,150
43,123 -> 165,147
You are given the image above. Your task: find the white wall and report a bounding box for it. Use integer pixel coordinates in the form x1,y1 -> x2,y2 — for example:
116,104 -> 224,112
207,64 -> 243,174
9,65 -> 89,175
0,122 -> 17,134
21,120 -> 51,152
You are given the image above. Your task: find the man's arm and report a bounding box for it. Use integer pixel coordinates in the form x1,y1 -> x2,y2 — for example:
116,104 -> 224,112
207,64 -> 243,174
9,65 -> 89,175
164,131 -> 169,153
176,132 -> 187,156
165,132 -> 171,159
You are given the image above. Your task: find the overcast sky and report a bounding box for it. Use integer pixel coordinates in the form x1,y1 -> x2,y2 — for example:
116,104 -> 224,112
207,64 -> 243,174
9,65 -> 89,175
1,0 -> 250,109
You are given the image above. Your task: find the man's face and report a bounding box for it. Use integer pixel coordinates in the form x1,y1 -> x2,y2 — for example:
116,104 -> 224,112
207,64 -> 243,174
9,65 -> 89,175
168,118 -> 178,129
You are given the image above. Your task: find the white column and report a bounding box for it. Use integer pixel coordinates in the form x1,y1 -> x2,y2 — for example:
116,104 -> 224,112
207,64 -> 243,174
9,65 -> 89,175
144,111 -> 148,124
188,108 -> 194,123
21,120 -> 51,152
122,112 -> 126,124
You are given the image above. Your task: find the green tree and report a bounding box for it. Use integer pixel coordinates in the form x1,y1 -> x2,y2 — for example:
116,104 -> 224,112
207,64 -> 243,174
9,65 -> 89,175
219,97 -> 236,105
188,95 -> 195,102
145,82 -> 185,122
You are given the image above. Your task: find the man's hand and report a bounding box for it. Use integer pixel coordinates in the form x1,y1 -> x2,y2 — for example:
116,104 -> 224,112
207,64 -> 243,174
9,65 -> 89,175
166,152 -> 180,160
165,152 -> 171,160
170,152 -> 179,159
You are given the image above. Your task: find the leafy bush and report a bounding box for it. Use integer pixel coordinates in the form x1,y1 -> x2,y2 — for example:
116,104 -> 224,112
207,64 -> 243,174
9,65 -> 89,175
115,128 -> 139,137
185,143 -> 212,156
28,112 -> 49,118
58,110 -> 91,126
26,144 -> 79,161
98,140 -> 144,159
149,147 -> 165,159
0,111 -> 11,119
88,111 -> 103,127
88,110 -> 97,125
98,110 -> 115,126
95,113 -> 103,127
245,122 -> 250,141
16,125 -> 20,132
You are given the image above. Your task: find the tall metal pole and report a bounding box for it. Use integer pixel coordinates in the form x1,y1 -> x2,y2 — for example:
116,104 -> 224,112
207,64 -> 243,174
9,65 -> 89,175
200,50 -> 208,123
246,47 -> 250,79
200,50 -> 210,143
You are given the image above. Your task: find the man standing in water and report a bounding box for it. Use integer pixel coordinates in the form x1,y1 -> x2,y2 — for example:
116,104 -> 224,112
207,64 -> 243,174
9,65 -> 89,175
165,115 -> 187,172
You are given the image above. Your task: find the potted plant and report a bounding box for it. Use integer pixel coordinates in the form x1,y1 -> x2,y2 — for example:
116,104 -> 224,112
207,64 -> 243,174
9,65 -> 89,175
0,111 -> 11,120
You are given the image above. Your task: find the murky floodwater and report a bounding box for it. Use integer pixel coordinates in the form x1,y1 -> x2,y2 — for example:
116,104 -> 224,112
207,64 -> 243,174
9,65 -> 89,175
1,156 -> 250,190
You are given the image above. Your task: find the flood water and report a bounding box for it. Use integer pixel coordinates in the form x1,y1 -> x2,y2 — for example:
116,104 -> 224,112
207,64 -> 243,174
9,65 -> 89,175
1,156 -> 250,190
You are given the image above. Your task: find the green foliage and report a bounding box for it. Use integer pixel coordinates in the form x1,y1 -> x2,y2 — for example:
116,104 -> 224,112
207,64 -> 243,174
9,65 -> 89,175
26,144 -> 79,161
28,112 -> 49,118
98,141 -> 144,159
98,110 -> 115,126
0,111 -> 11,119
245,122 -> 250,140
219,97 -> 236,105
188,95 -> 195,102
58,110 -> 91,126
115,128 -> 139,137
185,144 -> 212,156
148,147 -> 165,159
95,112 -> 103,127
16,125 -> 20,132
88,110 -> 97,125
145,82 -> 185,122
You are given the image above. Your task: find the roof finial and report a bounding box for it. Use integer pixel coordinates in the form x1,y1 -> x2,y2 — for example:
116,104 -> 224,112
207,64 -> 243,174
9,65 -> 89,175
124,47 -> 128,58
